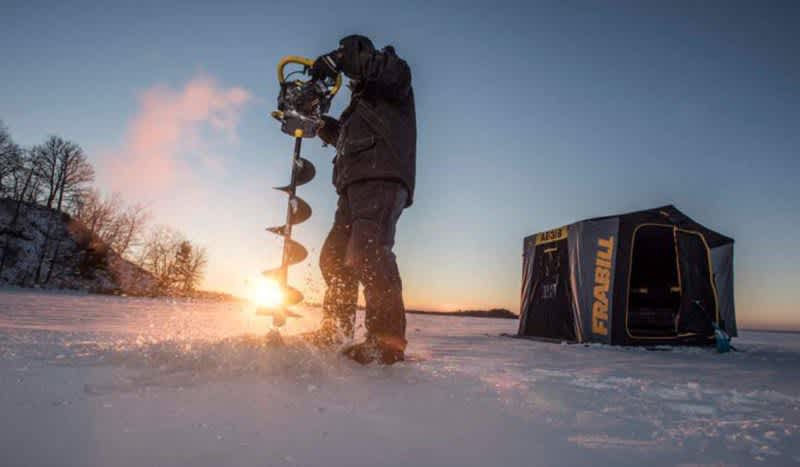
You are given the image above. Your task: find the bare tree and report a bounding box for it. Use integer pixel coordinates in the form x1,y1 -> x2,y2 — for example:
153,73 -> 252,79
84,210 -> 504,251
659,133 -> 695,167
0,120 -> 13,155
56,144 -> 94,213
0,125 -> 36,279
29,137 -> 93,284
72,190 -> 122,240
137,227 -> 207,294
0,120 -> 23,197
173,241 -> 208,292
72,190 -> 150,259
29,136 -> 94,212
137,225 -> 183,293
6,153 -> 35,203
112,202 -> 150,258
28,138 -> 61,207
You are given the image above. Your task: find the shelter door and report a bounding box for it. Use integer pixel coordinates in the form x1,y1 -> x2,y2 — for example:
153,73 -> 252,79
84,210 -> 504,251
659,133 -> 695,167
675,230 -> 718,336
523,241 -> 575,340
627,225 -> 681,338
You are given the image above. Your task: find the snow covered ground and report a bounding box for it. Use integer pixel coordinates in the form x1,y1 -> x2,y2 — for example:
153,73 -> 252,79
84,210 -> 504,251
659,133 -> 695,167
1,288 -> 799,466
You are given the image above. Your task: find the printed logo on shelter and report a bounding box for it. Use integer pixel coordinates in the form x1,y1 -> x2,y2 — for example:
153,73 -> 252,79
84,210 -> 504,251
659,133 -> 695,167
535,227 -> 568,245
592,236 -> 615,336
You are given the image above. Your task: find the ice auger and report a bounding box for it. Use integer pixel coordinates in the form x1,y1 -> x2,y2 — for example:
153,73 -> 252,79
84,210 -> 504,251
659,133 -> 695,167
260,56 -> 341,327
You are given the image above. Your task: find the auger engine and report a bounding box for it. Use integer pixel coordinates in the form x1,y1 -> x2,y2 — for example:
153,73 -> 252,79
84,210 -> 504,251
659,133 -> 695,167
260,56 -> 341,327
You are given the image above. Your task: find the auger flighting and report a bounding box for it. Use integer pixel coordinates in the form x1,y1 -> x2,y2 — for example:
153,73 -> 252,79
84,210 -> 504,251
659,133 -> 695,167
260,56 -> 341,327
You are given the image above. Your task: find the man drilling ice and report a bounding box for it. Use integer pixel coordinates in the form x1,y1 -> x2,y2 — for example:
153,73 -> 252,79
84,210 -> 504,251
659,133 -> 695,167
304,35 -> 416,365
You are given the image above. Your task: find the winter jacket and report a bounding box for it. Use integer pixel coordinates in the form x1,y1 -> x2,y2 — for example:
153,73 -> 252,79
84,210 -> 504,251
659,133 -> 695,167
324,44 -> 417,207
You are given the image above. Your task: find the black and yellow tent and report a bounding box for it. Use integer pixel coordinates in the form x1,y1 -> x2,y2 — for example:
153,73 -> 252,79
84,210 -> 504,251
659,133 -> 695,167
519,205 -> 735,345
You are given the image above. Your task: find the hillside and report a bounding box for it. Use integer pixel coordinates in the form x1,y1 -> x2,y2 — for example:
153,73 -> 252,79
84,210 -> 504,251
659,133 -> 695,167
0,198 -> 157,295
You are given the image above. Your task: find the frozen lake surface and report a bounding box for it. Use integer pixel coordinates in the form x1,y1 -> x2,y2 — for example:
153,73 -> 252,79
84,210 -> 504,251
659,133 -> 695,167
1,288 -> 799,466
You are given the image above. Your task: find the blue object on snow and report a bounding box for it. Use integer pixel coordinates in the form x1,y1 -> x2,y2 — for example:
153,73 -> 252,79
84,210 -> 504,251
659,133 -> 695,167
712,322 -> 731,353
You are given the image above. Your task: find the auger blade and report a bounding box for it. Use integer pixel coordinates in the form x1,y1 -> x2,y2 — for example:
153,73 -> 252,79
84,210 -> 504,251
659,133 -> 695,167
266,225 -> 288,236
255,305 -> 303,328
255,307 -> 303,318
294,158 -> 316,186
284,286 -> 304,306
288,196 -> 311,225
261,267 -> 283,280
263,238 -> 308,278
271,159 -> 314,193
284,238 -> 308,265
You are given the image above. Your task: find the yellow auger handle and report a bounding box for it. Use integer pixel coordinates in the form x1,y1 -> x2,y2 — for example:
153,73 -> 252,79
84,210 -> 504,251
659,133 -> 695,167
276,55 -> 342,97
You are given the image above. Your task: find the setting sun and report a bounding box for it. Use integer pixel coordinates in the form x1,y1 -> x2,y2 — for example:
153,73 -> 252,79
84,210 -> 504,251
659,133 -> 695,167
249,277 -> 285,309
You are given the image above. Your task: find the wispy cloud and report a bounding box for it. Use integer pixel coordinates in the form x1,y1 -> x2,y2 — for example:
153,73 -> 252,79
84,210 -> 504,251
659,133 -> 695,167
102,75 -> 252,197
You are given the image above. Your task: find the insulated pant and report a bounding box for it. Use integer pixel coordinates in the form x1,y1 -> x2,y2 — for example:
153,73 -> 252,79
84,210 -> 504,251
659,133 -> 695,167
319,180 -> 407,342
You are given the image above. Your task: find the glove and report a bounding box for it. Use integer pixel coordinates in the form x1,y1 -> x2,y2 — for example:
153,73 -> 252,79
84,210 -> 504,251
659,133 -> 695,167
317,115 -> 340,146
310,51 -> 341,81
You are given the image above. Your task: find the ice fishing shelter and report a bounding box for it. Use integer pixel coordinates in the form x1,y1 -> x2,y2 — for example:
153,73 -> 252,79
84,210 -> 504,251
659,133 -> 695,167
518,205 -> 736,345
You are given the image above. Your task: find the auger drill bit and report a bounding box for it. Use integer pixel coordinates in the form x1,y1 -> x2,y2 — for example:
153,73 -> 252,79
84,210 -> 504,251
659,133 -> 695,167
261,56 -> 341,328
262,133 -> 315,327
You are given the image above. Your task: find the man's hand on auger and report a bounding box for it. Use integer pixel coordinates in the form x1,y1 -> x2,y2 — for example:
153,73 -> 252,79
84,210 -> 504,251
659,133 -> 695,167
310,50 -> 341,81
318,115 -> 340,146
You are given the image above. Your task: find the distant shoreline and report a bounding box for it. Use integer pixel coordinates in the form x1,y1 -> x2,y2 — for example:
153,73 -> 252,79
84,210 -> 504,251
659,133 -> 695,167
740,328 -> 800,335
406,309 -> 518,320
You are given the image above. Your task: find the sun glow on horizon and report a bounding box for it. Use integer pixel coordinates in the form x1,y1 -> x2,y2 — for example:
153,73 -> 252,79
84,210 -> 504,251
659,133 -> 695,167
248,277 -> 285,309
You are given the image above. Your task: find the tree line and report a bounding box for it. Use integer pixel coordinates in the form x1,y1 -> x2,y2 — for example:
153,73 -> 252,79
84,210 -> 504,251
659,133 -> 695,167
0,119 -> 207,293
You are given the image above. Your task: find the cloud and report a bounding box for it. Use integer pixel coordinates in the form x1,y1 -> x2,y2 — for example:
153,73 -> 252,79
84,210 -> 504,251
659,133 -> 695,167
103,75 -> 252,197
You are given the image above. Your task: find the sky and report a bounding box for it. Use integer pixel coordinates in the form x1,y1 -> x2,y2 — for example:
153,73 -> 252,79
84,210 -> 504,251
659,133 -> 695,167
1,1 -> 798,329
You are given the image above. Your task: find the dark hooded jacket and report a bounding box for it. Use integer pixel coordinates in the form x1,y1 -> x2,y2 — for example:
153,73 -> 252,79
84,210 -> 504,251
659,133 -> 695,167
326,38 -> 417,207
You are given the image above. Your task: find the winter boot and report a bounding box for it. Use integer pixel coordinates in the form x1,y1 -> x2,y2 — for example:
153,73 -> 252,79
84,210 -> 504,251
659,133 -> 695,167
341,335 -> 406,365
298,318 -> 352,349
